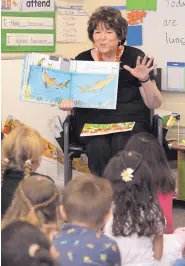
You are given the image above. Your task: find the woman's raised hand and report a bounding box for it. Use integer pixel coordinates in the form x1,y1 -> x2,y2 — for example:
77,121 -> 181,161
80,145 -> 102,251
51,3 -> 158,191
123,55 -> 157,82
59,99 -> 73,111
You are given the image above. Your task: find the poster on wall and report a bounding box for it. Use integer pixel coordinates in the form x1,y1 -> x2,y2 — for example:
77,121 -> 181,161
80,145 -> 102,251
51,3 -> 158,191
56,5 -> 89,43
1,0 -> 55,52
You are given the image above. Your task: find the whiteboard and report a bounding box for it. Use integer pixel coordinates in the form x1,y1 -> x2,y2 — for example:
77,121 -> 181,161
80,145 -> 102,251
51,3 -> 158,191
140,0 -> 185,91
1,58 -> 67,145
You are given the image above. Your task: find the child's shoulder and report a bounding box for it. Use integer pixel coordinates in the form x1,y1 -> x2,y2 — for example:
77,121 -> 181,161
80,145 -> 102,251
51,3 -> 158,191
95,232 -> 119,251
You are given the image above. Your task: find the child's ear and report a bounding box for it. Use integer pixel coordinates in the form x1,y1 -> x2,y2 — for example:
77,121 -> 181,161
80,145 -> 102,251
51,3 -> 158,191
103,208 -> 112,225
59,205 -> 68,221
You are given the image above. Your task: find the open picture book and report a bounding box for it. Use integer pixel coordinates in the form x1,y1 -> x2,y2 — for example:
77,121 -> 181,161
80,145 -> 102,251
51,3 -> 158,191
21,53 -> 120,109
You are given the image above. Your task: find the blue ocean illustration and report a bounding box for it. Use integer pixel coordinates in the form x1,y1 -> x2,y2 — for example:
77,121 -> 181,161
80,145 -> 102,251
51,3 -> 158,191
28,66 -> 71,103
71,72 -> 118,109
26,65 -> 118,108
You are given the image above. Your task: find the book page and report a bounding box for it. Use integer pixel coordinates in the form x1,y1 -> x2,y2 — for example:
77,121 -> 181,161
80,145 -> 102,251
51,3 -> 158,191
22,66 -> 72,104
70,60 -> 120,74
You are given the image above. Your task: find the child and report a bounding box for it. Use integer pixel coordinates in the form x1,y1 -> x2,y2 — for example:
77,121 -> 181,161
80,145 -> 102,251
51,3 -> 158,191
1,125 -> 45,216
103,151 -> 185,266
53,176 -> 121,266
125,132 -> 176,234
2,175 -> 62,239
2,220 -> 60,266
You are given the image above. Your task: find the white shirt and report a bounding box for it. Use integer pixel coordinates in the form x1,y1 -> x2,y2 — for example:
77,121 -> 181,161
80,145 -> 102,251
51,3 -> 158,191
104,214 -> 156,266
104,214 -> 183,266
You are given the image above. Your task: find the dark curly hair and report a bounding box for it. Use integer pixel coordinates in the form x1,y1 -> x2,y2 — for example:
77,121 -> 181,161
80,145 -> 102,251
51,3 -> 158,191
125,132 -> 175,193
87,6 -> 128,44
103,151 -> 165,237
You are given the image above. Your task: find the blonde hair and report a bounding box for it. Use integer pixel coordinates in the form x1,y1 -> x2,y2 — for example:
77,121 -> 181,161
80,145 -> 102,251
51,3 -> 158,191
1,126 -> 44,185
2,175 -> 62,238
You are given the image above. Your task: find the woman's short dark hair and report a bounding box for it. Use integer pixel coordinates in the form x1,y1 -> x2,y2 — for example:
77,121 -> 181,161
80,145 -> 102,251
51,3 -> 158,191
1,221 -> 59,266
103,151 -> 165,237
125,132 -> 175,193
88,6 -> 128,44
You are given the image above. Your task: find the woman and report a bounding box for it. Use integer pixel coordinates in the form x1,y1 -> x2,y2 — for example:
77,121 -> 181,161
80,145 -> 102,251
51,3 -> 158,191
60,7 -> 163,176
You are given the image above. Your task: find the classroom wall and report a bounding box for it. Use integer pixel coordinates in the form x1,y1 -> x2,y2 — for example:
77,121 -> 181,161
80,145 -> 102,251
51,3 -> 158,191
1,0 -> 185,143
159,92 -> 185,140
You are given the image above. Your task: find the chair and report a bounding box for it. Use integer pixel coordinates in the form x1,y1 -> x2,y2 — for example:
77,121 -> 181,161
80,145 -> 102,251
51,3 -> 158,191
55,109 -> 163,186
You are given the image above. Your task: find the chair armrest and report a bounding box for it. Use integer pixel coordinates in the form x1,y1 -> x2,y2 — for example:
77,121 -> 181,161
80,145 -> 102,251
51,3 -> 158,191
152,115 -> 163,146
64,114 -> 73,124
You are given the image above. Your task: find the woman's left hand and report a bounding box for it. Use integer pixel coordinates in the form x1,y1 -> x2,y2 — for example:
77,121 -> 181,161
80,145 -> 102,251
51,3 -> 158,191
123,55 -> 157,82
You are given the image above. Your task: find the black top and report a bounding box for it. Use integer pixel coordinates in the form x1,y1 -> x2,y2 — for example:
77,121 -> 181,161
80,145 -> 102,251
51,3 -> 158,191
1,169 -> 54,217
74,46 -> 155,136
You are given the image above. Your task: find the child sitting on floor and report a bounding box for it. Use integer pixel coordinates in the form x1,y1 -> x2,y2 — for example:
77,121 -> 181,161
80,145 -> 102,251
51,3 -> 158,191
125,132 -> 176,234
1,125 -> 45,217
103,151 -> 185,266
2,221 -> 60,266
2,175 -> 62,240
53,176 -> 121,266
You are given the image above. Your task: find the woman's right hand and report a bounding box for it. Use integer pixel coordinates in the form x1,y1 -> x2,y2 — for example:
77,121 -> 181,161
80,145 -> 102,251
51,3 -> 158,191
59,99 -> 73,111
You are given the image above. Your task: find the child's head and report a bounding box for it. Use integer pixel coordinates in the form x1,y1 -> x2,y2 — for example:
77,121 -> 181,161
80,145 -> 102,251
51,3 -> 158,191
2,175 -> 62,237
61,175 -> 113,230
104,151 -> 165,237
125,132 -> 175,193
1,125 -> 44,180
2,220 -> 60,266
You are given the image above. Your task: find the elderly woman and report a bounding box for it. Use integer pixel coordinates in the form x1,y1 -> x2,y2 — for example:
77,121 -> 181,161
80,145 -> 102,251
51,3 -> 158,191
60,6 -> 163,176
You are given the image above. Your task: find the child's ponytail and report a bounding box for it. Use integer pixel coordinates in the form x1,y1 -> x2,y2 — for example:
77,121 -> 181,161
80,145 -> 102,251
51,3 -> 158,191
1,158 -> 9,186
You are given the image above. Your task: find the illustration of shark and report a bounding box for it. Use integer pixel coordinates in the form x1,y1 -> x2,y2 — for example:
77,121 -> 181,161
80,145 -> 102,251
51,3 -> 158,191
78,73 -> 115,92
42,70 -> 70,89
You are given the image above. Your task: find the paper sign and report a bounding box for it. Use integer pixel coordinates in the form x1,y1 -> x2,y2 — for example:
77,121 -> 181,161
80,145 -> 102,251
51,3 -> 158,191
126,0 -> 157,11
56,6 -> 88,43
127,25 -> 143,46
21,0 -> 55,12
167,62 -> 185,92
2,16 -> 54,30
6,33 -> 54,46
1,11 -> 55,52
1,0 -> 55,12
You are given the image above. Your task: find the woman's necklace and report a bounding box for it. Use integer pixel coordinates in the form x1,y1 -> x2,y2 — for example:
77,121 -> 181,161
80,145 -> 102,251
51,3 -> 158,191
97,46 -> 123,62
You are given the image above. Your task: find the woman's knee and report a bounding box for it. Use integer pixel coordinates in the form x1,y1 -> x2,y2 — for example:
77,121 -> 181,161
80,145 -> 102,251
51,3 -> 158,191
87,136 -> 111,156
111,132 -> 133,155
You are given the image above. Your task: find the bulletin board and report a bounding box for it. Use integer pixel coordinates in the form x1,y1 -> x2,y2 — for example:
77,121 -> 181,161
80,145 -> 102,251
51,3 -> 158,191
1,0 -> 127,59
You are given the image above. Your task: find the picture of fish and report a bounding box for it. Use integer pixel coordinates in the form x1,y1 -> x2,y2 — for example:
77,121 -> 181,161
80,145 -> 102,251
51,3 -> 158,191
77,74 -> 115,92
42,70 -> 70,89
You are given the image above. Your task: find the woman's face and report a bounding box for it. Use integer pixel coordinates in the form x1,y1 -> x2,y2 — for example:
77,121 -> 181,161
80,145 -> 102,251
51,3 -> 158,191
93,22 -> 119,54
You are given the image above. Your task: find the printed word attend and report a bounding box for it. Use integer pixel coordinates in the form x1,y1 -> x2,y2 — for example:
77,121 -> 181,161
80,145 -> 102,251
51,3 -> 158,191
26,0 -> 50,7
